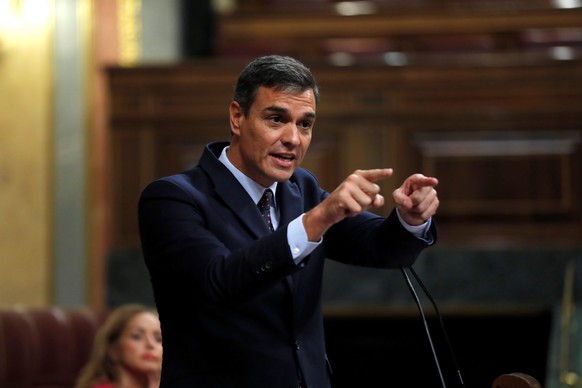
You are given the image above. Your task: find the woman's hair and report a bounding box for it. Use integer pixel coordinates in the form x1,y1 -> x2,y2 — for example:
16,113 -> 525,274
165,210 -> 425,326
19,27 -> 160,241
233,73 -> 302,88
75,304 -> 159,388
233,55 -> 319,117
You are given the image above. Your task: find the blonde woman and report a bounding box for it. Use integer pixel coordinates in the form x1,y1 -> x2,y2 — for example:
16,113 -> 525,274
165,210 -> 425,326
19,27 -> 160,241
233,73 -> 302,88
75,304 -> 162,388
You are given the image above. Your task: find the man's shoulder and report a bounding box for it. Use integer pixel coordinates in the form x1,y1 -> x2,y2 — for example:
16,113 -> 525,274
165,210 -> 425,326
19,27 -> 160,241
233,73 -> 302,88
140,167 -> 206,200
289,168 -> 322,195
291,167 -> 318,185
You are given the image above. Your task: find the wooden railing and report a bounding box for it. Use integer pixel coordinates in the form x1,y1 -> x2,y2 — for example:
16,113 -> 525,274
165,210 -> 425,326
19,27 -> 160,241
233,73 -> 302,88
214,2 -> 582,60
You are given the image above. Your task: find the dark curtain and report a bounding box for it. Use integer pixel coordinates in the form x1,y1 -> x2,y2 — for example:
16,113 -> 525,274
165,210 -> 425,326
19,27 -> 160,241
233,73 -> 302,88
181,0 -> 216,57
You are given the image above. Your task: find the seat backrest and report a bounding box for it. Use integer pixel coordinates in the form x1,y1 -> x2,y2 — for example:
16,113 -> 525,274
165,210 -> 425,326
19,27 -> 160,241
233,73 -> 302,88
0,309 -> 37,388
0,307 -> 109,388
492,372 -> 542,388
62,308 -> 109,378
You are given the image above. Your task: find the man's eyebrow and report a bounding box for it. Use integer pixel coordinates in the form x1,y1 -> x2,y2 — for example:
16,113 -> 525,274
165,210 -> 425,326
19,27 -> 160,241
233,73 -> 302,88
263,105 -> 288,114
263,106 -> 316,119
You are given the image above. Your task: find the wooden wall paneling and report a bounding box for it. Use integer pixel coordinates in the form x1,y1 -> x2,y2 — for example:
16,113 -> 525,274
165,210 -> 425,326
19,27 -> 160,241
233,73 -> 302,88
108,65 -> 239,122
155,122 -> 231,176
334,122 -> 396,217
215,6 -> 582,61
107,59 -> 582,247
385,65 -> 582,121
380,125 -> 415,196
414,131 -> 581,218
217,8 -> 582,41
299,130 -> 341,193
413,130 -> 582,246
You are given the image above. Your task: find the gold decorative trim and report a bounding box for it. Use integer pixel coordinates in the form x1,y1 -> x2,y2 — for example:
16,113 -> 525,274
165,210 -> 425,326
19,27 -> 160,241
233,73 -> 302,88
118,0 -> 141,66
559,259 -> 579,387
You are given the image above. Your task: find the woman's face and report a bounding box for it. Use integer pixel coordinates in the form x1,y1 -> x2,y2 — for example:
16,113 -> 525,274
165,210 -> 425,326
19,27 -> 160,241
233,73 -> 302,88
113,311 -> 163,376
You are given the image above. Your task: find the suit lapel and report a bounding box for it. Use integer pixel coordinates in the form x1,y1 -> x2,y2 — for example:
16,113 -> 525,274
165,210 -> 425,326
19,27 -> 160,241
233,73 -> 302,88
201,142 -> 306,238
200,143 -> 306,295
200,143 -> 269,238
216,179 -> 269,238
277,179 -> 304,226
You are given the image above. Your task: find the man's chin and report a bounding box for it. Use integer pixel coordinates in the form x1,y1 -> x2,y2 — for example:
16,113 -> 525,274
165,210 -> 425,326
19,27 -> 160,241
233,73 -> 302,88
271,170 -> 295,183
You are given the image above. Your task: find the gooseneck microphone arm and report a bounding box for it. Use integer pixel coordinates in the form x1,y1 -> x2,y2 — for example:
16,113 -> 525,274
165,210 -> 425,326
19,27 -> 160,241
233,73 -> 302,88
400,265 -> 467,388
401,266 -> 448,388
408,266 -> 466,388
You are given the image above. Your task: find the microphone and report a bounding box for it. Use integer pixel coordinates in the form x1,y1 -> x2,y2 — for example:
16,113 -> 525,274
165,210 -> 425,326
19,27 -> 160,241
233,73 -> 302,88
401,265 -> 466,388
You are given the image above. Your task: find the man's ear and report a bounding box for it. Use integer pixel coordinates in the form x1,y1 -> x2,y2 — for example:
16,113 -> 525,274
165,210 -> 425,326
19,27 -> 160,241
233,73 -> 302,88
229,101 -> 243,136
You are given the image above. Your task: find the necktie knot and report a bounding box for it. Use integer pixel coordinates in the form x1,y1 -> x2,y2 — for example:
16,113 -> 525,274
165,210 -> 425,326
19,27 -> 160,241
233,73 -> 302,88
258,189 -> 274,232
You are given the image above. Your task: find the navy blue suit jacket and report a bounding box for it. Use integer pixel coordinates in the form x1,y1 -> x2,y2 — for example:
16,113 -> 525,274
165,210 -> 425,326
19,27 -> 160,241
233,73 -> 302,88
138,142 -> 436,388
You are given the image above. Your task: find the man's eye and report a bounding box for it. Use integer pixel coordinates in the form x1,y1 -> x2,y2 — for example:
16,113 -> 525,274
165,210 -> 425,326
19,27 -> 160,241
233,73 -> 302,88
301,121 -> 313,129
270,116 -> 282,123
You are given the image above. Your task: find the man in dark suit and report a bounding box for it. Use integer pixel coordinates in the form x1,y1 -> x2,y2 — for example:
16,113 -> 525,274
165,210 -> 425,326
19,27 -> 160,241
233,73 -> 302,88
138,55 -> 439,388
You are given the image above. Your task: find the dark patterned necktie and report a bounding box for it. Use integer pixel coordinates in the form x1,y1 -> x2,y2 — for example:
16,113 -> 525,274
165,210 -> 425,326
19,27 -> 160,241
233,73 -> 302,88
258,189 -> 274,232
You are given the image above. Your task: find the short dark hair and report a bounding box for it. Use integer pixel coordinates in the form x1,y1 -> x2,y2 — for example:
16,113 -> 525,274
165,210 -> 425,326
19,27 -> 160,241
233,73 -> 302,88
233,55 -> 319,116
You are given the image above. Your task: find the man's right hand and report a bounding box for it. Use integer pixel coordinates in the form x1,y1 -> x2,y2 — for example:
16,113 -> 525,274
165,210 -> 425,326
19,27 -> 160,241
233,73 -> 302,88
302,168 -> 393,242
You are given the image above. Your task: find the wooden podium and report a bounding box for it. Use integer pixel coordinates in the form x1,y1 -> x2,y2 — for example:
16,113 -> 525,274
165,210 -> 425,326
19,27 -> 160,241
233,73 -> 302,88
493,373 -> 542,388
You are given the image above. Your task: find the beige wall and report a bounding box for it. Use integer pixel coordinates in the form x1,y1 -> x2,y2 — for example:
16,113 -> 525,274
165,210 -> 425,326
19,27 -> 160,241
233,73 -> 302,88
0,0 -> 180,308
0,1 -> 53,307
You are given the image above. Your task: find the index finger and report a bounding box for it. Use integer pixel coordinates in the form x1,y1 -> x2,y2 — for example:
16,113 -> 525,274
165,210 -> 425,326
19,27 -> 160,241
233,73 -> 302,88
407,174 -> 439,189
355,168 -> 394,183
404,174 -> 439,193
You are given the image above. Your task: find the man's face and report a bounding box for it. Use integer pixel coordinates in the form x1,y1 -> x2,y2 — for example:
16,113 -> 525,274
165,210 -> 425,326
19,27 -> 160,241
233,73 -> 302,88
229,86 -> 316,187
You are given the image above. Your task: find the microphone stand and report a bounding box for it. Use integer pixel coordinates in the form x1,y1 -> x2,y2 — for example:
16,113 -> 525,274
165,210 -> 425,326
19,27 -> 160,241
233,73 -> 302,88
401,265 -> 466,388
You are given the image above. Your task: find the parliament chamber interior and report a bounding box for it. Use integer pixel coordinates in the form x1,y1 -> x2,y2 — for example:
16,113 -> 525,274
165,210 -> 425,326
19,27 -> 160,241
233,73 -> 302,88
2,0 -> 582,387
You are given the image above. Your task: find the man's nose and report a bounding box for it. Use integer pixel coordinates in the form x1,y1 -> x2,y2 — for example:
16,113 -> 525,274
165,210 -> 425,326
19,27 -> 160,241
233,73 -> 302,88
282,123 -> 301,145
